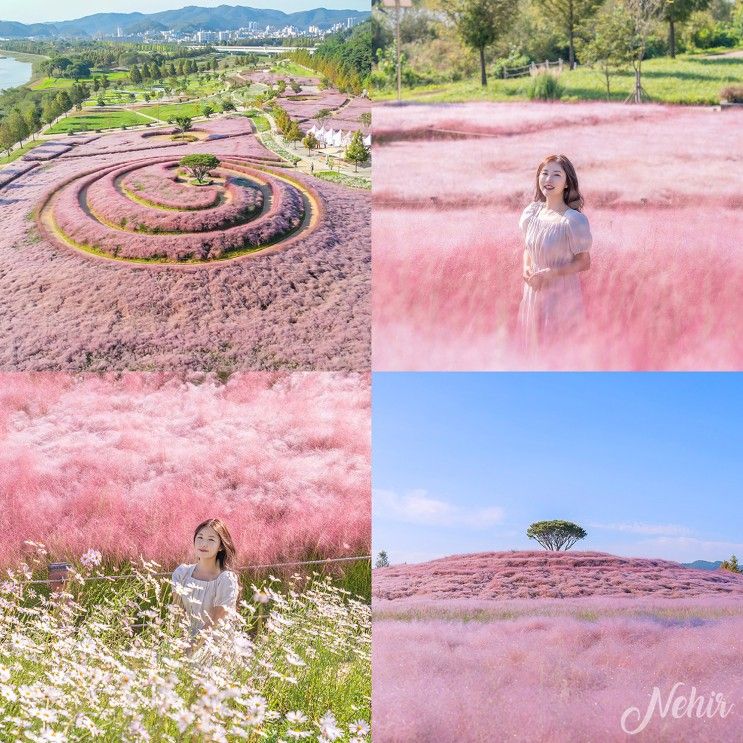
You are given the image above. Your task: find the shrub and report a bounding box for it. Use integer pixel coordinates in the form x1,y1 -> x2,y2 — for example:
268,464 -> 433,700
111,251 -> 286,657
527,73 -> 563,101
721,85 -> 743,103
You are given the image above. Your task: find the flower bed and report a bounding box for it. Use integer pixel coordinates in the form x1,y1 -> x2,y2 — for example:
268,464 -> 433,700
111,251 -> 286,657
47,157 -> 307,261
86,163 -> 264,234
0,161 -> 39,189
120,162 -> 221,210
22,141 -> 74,161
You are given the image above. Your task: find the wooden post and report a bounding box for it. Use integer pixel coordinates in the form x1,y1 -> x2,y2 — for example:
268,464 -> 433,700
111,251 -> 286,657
48,562 -> 72,593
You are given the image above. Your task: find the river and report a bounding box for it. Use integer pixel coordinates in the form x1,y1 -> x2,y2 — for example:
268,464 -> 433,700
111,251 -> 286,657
0,54 -> 33,91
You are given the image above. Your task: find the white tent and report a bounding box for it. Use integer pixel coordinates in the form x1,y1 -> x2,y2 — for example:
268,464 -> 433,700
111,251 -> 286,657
331,130 -> 343,147
363,134 -> 372,147
341,131 -> 353,146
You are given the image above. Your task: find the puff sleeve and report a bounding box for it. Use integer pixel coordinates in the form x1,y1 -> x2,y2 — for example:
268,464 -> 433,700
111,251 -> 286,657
566,210 -> 592,255
519,201 -> 542,236
214,570 -> 239,610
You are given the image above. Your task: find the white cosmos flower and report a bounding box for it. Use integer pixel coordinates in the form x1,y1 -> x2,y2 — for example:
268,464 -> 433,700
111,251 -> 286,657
349,719 -> 370,735
285,711 -> 308,724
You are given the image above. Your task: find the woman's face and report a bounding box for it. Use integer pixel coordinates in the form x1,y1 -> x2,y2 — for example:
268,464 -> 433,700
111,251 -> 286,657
194,526 -> 222,562
539,162 -> 567,200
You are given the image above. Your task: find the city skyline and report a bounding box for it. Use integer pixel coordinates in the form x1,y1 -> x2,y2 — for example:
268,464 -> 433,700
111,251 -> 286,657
0,1 -> 368,26
373,373 -> 743,565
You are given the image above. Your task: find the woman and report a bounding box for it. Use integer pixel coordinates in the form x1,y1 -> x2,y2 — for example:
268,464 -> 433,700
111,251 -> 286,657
171,518 -> 239,638
518,154 -> 592,352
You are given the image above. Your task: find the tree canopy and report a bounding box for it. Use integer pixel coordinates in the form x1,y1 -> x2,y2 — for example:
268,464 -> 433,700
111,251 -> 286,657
527,520 -> 587,551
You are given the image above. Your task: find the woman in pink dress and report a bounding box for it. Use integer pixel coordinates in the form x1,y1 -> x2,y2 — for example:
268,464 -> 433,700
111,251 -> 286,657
518,154 -> 592,352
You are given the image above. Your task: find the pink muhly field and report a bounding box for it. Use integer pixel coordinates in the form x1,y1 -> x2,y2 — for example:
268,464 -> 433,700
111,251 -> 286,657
372,102 -> 743,370
0,116 -> 370,370
0,372 -> 370,569
373,552 -> 743,742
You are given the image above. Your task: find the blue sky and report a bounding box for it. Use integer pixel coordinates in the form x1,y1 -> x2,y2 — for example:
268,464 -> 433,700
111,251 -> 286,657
1,1 -> 368,25
373,373 -> 743,565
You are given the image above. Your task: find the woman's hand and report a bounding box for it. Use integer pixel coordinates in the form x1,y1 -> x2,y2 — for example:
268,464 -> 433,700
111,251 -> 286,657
525,268 -> 553,291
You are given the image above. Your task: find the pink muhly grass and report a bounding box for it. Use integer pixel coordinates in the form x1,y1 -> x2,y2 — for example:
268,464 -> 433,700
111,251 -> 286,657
373,614 -> 743,742
0,128 -> 370,370
373,102 -> 743,370
0,161 -> 39,188
121,162 -> 221,210
0,372 -> 370,568
373,551 -> 743,602
51,159 -> 304,260
85,162 -> 264,233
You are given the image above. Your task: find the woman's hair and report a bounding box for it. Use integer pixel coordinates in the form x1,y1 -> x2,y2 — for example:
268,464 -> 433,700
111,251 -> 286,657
534,154 -> 584,211
193,518 -> 236,570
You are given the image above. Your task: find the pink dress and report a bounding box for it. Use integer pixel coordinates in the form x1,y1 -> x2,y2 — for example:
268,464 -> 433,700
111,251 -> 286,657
518,202 -> 592,349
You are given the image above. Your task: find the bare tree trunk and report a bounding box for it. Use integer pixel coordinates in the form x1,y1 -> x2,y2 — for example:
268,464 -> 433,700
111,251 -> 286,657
568,0 -> 576,69
479,46 -> 487,87
669,19 -> 676,59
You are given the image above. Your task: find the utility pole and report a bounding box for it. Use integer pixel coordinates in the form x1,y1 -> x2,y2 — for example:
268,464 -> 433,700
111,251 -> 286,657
382,0 -> 412,104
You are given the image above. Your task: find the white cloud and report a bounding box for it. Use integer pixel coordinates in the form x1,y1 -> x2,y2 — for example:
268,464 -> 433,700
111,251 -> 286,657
373,488 -> 504,529
589,522 -> 693,537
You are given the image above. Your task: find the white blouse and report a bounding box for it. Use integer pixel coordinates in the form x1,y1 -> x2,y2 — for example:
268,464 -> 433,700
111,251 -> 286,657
171,564 -> 239,635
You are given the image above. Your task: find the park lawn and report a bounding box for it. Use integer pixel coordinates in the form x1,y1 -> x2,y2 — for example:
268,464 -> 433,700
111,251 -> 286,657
0,139 -> 43,165
135,101 -> 213,121
46,109 -> 152,134
245,110 -> 270,131
315,170 -> 371,190
272,60 -> 318,78
29,70 -> 130,91
374,54 -> 743,106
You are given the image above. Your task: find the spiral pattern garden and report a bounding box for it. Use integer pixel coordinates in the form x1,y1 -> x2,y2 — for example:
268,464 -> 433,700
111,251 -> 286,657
39,155 -> 318,263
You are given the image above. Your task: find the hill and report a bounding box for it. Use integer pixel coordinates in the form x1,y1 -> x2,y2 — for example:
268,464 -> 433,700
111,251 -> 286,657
373,551 -> 743,601
0,5 -> 370,38
683,559 -> 724,570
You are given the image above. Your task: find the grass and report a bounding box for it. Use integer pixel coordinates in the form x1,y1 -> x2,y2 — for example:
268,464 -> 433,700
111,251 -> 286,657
136,101 -> 212,121
315,170 -> 371,190
245,110 -> 270,131
30,70 -> 130,90
45,109 -> 152,134
374,53 -> 743,105
0,139 -> 43,165
260,132 -> 302,164
271,60 -> 318,78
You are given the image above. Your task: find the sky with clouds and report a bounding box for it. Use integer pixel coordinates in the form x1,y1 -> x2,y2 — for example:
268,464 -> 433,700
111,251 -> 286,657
373,373 -> 742,565
1,1 -> 368,25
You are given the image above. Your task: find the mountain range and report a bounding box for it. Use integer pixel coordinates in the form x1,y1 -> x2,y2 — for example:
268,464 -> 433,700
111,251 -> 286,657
0,5 -> 370,38
682,560 -> 724,570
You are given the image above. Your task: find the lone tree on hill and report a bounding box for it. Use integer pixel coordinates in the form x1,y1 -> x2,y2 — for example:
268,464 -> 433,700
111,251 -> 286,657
721,555 -> 741,573
179,154 -> 220,184
375,551 -> 390,568
446,0 -> 515,87
527,520 -> 587,551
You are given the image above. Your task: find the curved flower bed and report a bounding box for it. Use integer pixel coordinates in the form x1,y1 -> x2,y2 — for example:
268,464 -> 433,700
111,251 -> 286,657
44,156 -> 310,262
120,162 -> 221,210
86,163 -> 264,234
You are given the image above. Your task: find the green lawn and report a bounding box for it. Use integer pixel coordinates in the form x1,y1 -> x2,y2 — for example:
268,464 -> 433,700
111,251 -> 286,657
271,60 -> 318,78
245,110 -> 270,131
0,139 -> 43,165
374,54 -> 743,106
315,170 -> 371,190
30,70 -> 130,91
134,101 -> 214,121
46,109 -> 152,134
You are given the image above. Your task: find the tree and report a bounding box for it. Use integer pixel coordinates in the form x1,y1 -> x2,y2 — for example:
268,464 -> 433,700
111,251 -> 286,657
534,0 -> 603,69
4,109 -> 29,148
284,120 -> 302,147
174,116 -> 193,133
179,154 -> 220,184
291,81 -> 302,93
101,76 -> 110,91
375,551 -> 390,568
68,62 -> 91,81
345,130 -> 370,172
623,0 -> 665,103
576,3 -> 634,98
130,66 -> 142,85
721,555 -> 742,573
219,99 -> 236,112
663,0 -> 709,57
201,103 -> 214,118
446,0 -> 515,86
21,104 -> 41,140
359,111 -> 372,127
315,107 -> 332,131
302,131 -> 320,155
527,520 -> 587,551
